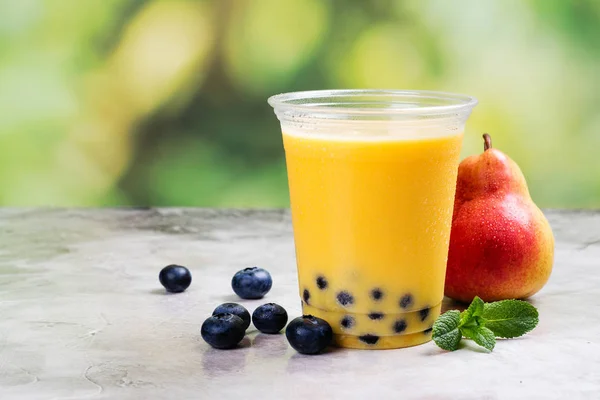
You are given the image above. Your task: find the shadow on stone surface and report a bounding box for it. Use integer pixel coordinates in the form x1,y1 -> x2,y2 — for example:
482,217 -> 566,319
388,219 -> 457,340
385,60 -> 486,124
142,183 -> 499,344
441,297 -> 467,313
201,337 -> 250,378
285,345 -> 348,375
423,340 -> 490,355
149,288 -> 182,296
216,294 -> 246,302
252,333 -> 289,358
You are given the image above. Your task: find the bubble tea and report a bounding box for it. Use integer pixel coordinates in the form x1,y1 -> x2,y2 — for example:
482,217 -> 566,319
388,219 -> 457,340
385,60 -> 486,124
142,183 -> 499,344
269,90 -> 477,349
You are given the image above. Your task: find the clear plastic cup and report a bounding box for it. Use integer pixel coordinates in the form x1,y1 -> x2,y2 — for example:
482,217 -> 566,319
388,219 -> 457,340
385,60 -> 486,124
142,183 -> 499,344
268,90 -> 477,349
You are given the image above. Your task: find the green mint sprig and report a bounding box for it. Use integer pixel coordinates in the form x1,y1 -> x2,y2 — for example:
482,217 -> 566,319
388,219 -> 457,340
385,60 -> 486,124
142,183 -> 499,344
432,296 -> 539,352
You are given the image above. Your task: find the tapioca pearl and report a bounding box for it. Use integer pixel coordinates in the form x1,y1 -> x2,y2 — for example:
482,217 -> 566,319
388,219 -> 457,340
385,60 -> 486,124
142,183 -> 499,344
316,276 -> 328,290
399,294 -> 413,309
370,288 -> 383,301
368,312 -> 384,320
419,307 -> 430,322
303,289 -> 310,305
358,334 -> 380,345
393,319 -> 407,334
336,291 -> 354,307
423,327 -> 433,335
340,315 -> 355,330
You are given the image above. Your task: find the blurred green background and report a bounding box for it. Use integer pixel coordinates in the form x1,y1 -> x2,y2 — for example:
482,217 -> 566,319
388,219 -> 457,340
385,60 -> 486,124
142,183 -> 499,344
1,0 -> 599,207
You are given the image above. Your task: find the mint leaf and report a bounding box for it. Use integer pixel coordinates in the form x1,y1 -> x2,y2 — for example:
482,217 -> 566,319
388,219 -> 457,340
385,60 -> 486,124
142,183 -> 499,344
460,296 -> 485,326
432,310 -> 462,351
458,296 -> 495,351
482,299 -> 539,338
461,325 -> 496,351
431,297 -> 539,352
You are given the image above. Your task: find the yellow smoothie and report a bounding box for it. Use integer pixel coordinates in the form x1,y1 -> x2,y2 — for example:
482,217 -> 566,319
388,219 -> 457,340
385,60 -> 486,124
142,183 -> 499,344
283,129 -> 463,349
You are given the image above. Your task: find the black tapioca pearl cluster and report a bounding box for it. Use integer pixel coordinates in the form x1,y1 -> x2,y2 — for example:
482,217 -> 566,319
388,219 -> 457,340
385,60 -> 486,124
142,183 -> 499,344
393,319 -> 407,333
316,276 -> 328,290
337,291 -> 354,307
340,315 -> 355,330
419,307 -> 430,322
370,288 -> 383,301
303,289 -> 310,305
399,293 -> 413,309
359,334 -> 380,345
368,312 -> 384,320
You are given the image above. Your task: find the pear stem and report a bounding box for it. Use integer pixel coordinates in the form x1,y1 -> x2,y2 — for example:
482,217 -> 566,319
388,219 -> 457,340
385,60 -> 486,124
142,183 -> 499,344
483,133 -> 492,151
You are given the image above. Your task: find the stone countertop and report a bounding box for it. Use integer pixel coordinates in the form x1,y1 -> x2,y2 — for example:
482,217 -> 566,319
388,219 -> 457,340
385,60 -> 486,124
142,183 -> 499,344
0,209 -> 599,400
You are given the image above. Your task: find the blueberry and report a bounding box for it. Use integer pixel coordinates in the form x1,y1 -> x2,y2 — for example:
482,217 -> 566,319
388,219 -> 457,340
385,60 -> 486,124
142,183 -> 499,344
213,303 -> 251,330
285,315 -> 333,355
159,264 -> 192,293
368,312 -> 384,320
231,267 -> 272,299
340,315 -> 355,330
393,319 -> 407,333
252,303 -> 288,334
201,313 -> 246,349
336,291 -> 354,307
419,308 -> 430,322
316,276 -> 328,290
371,288 -> 383,301
303,289 -> 310,304
359,334 -> 380,345
399,293 -> 413,309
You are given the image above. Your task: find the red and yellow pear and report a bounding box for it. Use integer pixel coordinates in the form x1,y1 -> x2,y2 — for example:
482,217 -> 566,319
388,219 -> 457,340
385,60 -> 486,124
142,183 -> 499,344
445,134 -> 554,303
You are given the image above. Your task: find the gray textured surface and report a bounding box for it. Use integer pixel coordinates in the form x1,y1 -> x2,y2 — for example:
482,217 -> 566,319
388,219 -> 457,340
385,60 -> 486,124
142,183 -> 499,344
0,209 -> 599,400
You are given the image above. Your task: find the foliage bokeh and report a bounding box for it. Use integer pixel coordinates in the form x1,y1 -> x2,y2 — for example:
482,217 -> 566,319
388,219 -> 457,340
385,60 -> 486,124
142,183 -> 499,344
1,0 -> 599,207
